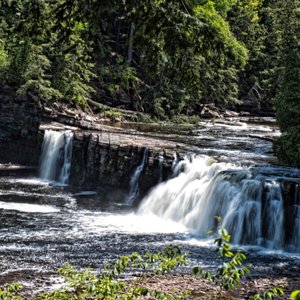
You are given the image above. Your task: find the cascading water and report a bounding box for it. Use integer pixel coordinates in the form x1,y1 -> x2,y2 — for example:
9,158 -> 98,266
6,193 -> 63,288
171,153 -> 179,177
158,154 -> 164,183
172,155 -> 188,178
138,155 -> 300,252
39,130 -> 74,184
125,149 -> 148,205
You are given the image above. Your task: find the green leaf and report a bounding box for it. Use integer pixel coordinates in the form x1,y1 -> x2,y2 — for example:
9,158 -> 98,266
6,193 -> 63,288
291,290 -> 300,300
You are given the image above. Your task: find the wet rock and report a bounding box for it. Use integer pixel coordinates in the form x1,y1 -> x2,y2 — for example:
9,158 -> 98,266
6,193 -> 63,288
69,131 -> 181,203
0,87 -> 40,165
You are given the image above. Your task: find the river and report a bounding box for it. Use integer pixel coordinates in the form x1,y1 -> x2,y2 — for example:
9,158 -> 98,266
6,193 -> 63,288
0,117 -> 300,291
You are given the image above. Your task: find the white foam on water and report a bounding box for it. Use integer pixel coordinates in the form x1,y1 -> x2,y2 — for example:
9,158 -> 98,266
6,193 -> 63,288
137,155 -> 300,252
126,149 -> 148,205
9,178 -> 50,185
77,212 -> 187,235
0,178 -> 50,185
0,201 -> 60,213
39,130 -> 73,184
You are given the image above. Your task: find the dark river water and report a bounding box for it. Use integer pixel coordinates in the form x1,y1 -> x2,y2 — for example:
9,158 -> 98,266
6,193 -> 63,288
1,118 -> 300,290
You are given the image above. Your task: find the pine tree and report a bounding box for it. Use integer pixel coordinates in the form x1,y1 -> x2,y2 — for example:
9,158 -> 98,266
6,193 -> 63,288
228,0 -> 266,104
273,0 -> 300,165
52,21 -> 95,107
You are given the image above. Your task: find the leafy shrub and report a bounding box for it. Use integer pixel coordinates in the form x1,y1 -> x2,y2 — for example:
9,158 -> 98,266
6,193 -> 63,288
171,114 -> 200,124
273,126 -> 300,166
291,290 -> 300,300
193,225 -> 250,299
37,245 -> 186,299
0,233 -> 293,300
0,283 -> 23,300
104,109 -> 123,121
251,287 -> 284,300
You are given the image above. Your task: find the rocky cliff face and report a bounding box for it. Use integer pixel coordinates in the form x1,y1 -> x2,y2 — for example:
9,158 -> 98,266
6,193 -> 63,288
69,131 -> 177,203
0,86 -> 40,165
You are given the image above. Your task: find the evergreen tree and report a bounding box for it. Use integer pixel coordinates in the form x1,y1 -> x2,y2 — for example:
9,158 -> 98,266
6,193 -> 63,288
51,21 -> 95,107
1,0 -> 298,130
119,0 -> 248,115
273,0 -> 300,165
228,0 -> 266,105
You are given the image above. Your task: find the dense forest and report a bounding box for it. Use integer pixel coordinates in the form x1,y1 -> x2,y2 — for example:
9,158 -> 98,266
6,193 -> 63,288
0,0 -> 299,165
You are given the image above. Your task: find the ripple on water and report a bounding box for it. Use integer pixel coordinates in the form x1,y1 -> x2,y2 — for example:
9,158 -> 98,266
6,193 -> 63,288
0,118 -> 300,282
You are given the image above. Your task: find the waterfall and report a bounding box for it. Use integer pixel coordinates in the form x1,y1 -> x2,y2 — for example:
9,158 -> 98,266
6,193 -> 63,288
126,149 -> 148,205
39,130 -> 74,184
263,181 -> 284,249
172,152 -> 179,171
171,153 -> 179,177
158,154 -> 164,183
138,155 -> 299,251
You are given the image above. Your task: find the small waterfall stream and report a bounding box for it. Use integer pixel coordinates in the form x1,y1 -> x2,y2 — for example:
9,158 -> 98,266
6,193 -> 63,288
138,155 -> 300,252
39,130 -> 74,184
126,149 -> 148,205
171,153 -> 180,177
158,154 -> 164,183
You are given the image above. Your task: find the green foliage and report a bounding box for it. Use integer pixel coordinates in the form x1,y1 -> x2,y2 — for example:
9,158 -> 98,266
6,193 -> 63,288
99,54 -> 139,107
193,221 -> 250,299
0,242 -> 294,299
0,283 -> 23,300
192,221 -> 288,299
274,0 -> 300,128
0,0 -> 62,100
272,0 -> 300,166
170,114 -> 200,124
0,0 -> 95,106
291,290 -> 300,300
124,0 -> 248,114
228,0 -> 266,102
38,0 -> 250,116
1,0 -> 300,131
51,20 -> 95,107
0,39 -> 8,67
251,287 -> 284,300
194,1 -> 248,66
0,39 -> 8,81
274,127 -> 300,166
16,43 -> 63,101
36,245 -> 186,300
104,109 -> 123,121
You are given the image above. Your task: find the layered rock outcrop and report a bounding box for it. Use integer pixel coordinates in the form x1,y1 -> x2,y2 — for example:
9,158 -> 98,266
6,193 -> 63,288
0,86 -> 40,165
69,130 -> 180,202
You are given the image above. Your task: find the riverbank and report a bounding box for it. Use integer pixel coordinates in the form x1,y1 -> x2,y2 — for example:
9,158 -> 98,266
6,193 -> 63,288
1,269 -> 299,299
138,274 -> 299,299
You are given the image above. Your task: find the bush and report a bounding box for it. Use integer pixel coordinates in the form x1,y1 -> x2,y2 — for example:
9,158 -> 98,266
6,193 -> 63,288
103,109 -> 123,121
193,225 -> 250,299
0,283 -> 23,300
37,245 -> 186,300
